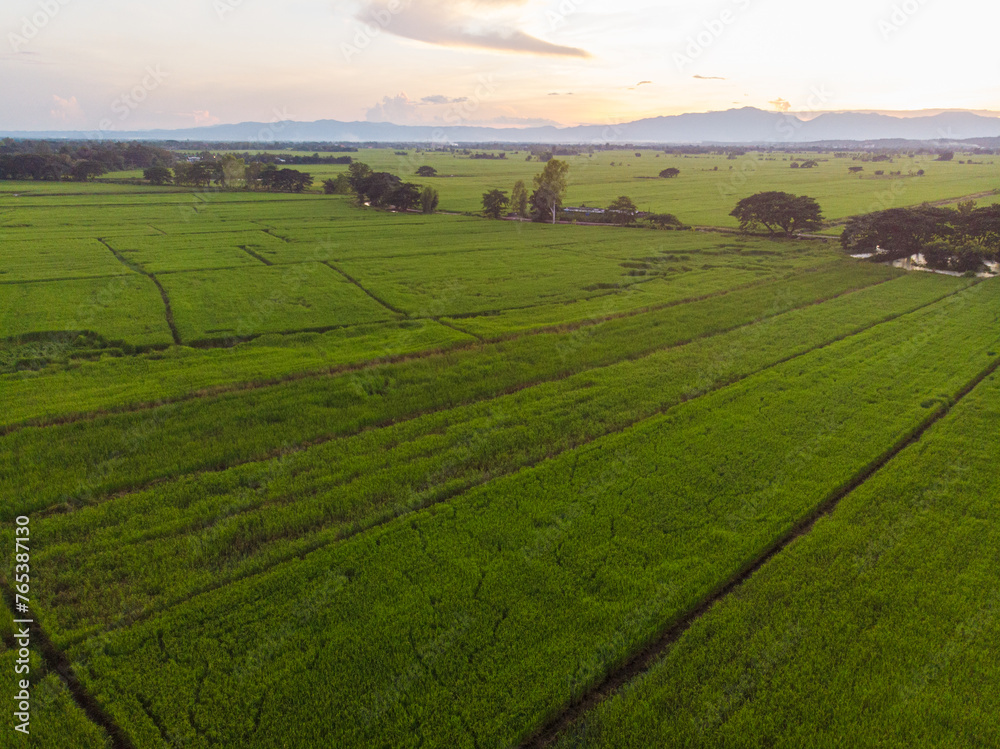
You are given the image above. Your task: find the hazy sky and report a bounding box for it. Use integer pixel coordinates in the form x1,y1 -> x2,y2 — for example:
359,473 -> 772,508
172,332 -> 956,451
2,0 -> 998,132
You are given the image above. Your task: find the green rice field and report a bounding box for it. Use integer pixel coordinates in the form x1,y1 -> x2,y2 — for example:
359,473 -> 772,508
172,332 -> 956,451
2,161 -> 999,748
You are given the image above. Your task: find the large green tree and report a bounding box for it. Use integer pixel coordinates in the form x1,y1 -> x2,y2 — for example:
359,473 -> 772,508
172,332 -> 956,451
143,166 -> 172,185
531,159 -> 569,224
481,189 -> 509,220
840,207 -> 953,260
730,192 -> 823,235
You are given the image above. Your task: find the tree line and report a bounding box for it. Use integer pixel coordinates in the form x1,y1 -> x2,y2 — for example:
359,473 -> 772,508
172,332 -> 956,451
0,140 -> 174,181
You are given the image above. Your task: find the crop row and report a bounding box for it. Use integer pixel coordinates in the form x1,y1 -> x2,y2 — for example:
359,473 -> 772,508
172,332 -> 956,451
0,262 -> 907,520
26,271 -> 967,644
64,279 -> 1000,748
0,320 -> 475,428
554,369 -> 1000,749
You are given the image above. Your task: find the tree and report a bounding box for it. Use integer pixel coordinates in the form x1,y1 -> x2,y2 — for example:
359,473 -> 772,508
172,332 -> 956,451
935,151 -> 955,162
730,192 -> 824,235
482,189 -> 509,219
144,166 -> 173,185
322,174 -> 352,194
347,161 -> 374,199
390,183 -> 421,211
531,159 -> 569,224
416,165 -> 438,177
659,167 -> 681,178
510,180 -> 529,218
357,172 -> 402,206
645,213 -> 685,230
218,154 -> 246,189
420,186 -> 439,214
607,195 -> 639,226
72,160 -> 106,181
261,167 -> 313,193
848,166 -> 864,174
839,207 -> 954,260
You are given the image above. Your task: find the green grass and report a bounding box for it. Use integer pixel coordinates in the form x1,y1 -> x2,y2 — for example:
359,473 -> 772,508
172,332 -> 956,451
0,238 -> 131,282
554,368 -> 1000,749
0,274 -> 173,346
0,262 -> 904,521
204,148 -> 998,226
1,600 -> 111,748
3,174 -> 1000,749
61,279 -> 1000,748
160,262 -> 397,342
23,272 -> 970,646
0,320 -> 475,427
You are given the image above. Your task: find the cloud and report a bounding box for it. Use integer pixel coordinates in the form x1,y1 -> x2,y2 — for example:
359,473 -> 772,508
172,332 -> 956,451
769,97 -> 792,112
366,93 -> 422,123
178,110 -> 222,126
693,75 -> 726,80
421,95 -> 469,104
357,0 -> 590,58
548,92 -> 574,96
627,80 -> 653,91
50,95 -> 84,122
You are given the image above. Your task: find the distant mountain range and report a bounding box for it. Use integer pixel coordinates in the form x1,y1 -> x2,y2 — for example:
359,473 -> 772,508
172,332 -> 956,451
5,107 -> 1000,145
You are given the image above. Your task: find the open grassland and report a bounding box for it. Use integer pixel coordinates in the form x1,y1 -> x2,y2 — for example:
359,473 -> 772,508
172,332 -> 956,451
2,180 -> 1000,748
132,147 -> 1000,226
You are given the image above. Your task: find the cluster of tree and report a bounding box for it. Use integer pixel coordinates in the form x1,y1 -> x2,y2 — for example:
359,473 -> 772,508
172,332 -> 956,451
790,160 -> 819,169
469,152 -> 507,160
345,162 -> 438,213
0,140 -> 174,181
841,202 -> 1000,273
480,162 -> 568,222
730,192 -> 824,235
163,155 -> 313,192
659,167 -> 681,178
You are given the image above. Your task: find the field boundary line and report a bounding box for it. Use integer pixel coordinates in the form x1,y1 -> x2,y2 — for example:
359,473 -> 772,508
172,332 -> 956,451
236,245 -> 274,266
519,344 -> 1000,749
0,582 -> 136,749
0,266 -> 896,435
0,273 -> 135,286
97,238 -> 183,345
435,317 -> 483,342
322,261 -> 409,316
